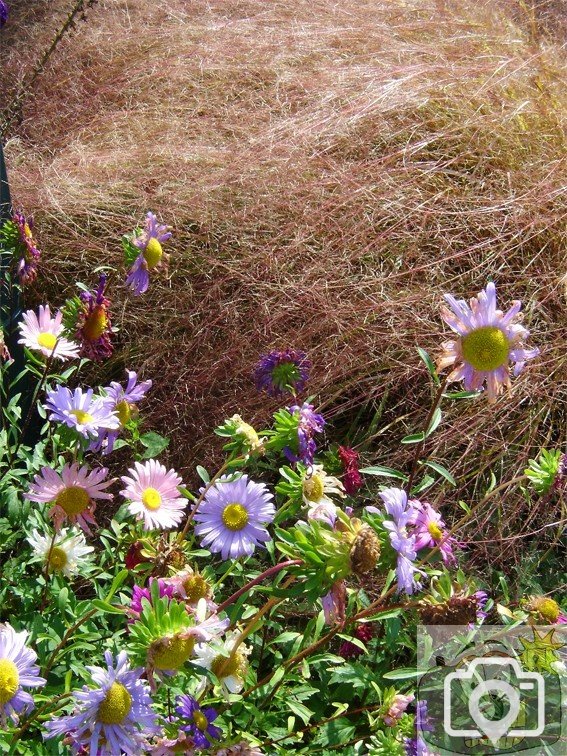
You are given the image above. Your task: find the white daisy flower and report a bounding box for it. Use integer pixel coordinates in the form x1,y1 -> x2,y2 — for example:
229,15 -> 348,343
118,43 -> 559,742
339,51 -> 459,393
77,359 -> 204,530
18,304 -> 79,360
302,464 -> 345,526
27,528 -> 94,577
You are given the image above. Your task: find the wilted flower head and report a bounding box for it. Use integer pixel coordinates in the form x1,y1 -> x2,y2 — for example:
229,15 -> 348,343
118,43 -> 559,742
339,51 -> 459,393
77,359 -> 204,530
0,330 -> 10,363
76,274 -> 113,362
126,212 -> 172,295
254,349 -> 310,397
11,212 -> 41,284
438,282 -> 539,402
27,528 -> 94,577
525,596 -> 567,625
18,305 -> 79,360
0,624 -> 45,724
90,370 -> 152,455
45,386 -> 119,440
338,445 -> 364,495
120,460 -> 186,531
194,475 -> 275,560
26,463 -> 113,534
193,630 -> 251,696
383,693 -> 414,726
165,567 -> 215,609
44,650 -> 159,754
321,580 -> 347,626
285,402 -> 325,466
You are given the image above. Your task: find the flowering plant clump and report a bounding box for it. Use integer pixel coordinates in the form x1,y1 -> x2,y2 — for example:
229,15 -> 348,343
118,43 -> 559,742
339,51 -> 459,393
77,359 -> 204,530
0,210 -> 564,756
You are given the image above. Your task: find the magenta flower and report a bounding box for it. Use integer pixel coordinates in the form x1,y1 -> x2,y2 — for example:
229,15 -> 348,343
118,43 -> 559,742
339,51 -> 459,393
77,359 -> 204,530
194,474 -> 275,560
438,282 -> 539,402
126,212 -> 172,295
129,580 -> 175,622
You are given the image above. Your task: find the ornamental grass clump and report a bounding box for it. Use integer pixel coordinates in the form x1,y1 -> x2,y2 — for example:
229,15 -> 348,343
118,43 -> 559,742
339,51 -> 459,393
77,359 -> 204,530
0,206 -> 565,754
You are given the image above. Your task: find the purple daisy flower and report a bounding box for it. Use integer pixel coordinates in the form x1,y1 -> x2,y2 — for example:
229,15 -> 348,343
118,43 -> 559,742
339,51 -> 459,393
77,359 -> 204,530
285,402 -> 325,466
438,282 -> 539,402
412,501 -> 458,566
90,370 -> 152,454
44,650 -> 159,755
126,212 -> 172,296
45,386 -> 120,440
76,274 -> 113,362
254,349 -> 310,397
176,694 -> 222,749
194,474 -> 275,560
0,624 -> 45,725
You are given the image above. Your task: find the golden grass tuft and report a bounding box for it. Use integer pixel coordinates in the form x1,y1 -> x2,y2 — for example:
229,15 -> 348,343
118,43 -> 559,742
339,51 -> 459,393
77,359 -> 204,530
2,0 -> 566,566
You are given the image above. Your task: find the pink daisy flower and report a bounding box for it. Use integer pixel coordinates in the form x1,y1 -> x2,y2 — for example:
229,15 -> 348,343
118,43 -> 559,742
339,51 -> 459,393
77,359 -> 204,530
18,305 -> 79,360
411,501 -> 458,566
26,464 -> 113,534
437,282 -> 539,402
120,460 -> 186,530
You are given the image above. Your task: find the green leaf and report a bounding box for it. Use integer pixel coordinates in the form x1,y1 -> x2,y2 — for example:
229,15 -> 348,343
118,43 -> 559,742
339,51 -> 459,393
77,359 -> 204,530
196,466 -> 210,484
400,432 -> 425,445
286,700 -> 314,725
425,407 -> 442,437
423,460 -> 456,486
105,569 -> 129,601
139,431 -> 170,459
359,466 -> 408,481
382,667 -> 422,680
417,347 -> 440,385
92,599 -> 125,615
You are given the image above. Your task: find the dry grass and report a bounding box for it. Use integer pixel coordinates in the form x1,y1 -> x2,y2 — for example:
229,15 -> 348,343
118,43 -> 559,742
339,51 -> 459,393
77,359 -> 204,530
2,0 -> 566,568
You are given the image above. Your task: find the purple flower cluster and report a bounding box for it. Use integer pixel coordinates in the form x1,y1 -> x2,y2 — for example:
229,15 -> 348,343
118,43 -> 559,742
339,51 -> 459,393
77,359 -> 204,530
129,579 -> 175,621
285,402 -> 325,466
254,349 -> 310,397
13,212 -> 41,285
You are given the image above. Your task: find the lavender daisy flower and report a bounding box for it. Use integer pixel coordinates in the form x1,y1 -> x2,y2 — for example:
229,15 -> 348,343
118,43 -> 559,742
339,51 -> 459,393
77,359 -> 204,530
379,488 -> 423,595
45,386 -> 119,440
176,694 -> 222,748
90,370 -> 152,455
0,624 -> 45,725
120,460 -> 186,530
285,402 -> 325,466
194,475 -> 275,560
254,349 -> 310,397
76,274 -> 113,362
412,501 -> 458,566
26,463 -> 113,534
44,650 -> 159,755
13,212 -> 40,284
438,282 -> 539,402
126,212 -> 172,295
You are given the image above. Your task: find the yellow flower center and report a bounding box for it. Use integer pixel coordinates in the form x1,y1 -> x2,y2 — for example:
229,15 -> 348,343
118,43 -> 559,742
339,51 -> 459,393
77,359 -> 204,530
48,546 -> 68,571
143,237 -> 163,269
23,223 -> 33,239
303,474 -> 325,502
183,574 -> 209,603
70,409 -> 94,425
461,326 -> 509,372
0,659 -> 19,705
97,682 -> 132,725
82,306 -> 108,341
211,651 -> 245,680
427,522 -> 444,541
116,400 -> 132,427
532,597 -> 560,623
142,487 -> 162,511
56,485 -> 90,516
193,710 -> 209,731
37,332 -> 57,350
152,636 -> 195,670
221,503 -> 249,531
